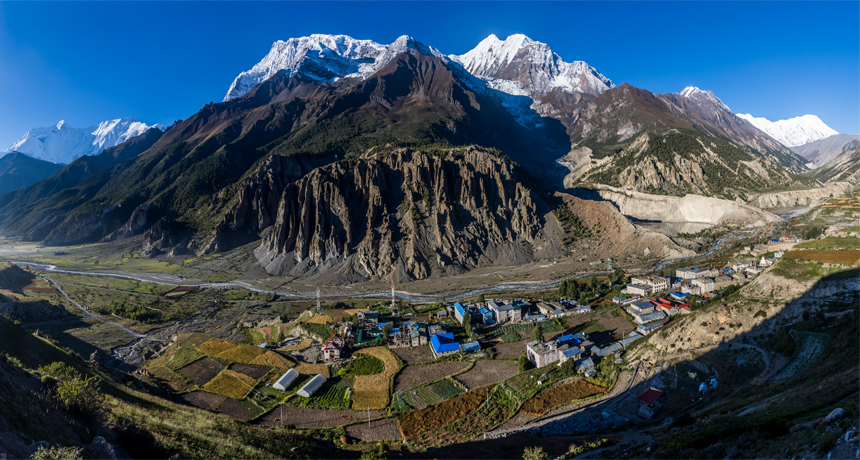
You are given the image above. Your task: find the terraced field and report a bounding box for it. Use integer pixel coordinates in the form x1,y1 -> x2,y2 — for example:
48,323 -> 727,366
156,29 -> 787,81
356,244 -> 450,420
394,379 -> 466,412
455,360 -> 518,389
351,347 -> 400,409
393,362 -> 470,393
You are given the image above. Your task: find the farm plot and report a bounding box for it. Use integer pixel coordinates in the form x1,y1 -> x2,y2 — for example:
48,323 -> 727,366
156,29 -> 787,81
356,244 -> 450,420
394,379 -> 465,412
492,341 -> 526,359
345,418 -> 403,442
301,323 -> 335,339
281,339 -> 312,352
203,369 -> 258,399
393,362 -> 470,393
295,363 -> 330,378
455,360 -> 518,390
308,384 -> 350,409
257,407 -> 385,429
177,332 -> 212,348
214,344 -> 268,364
392,346 -> 433,364
229,363 -> 272,380
770,332 -> 831,383
305,314 -> 333,325
160,346 -> 204,370
197,338 -> 238,356
499,332 -> 521,343
177,357 -> 229,386
174,391 -> 227,411
785,250 -> 860,265
147,365 -> 196,393
398,389 -> 486,438
215,398 -> 251,422
520,380 -> 606,416
351,347 -> 401,409
411,385 -> 519,447
249,350 -> 295,369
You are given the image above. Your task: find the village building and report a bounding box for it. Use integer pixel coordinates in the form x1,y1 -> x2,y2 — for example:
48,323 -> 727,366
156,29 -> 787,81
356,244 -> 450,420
321,335 -> 346,361
628,301 -> 655,315
526,334 -> 584,368
637,321 -> 664,335
624,284 -> 653,297
488,301 -> 523,323
591,342 -> 622,357
681,284 -> 701,295
637,387 -> 663,418
630,275 -> 670,292
430,332 -> 461,358
676,267 -> 717,280
297,374 -> 327,398
273,369 -> 300,391
692,277 -> 715,293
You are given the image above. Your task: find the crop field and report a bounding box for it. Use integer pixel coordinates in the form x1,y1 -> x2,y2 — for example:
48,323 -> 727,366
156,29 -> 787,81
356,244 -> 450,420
771,332 -> 831,382
229,363 -> 272,380
236,398 -> 267,420
784,250 -> 860,265
177,357 -> 229,386
412,385 -> 519,447
393,362 -> 470,393
492,341 -> 527,359
294,363 -> 331,378
203,369 -> 258,399
506,367 -> 563,399
305,314 -> 333,325
301,322 -> 335,339
351,347 -> 400,409
520,380 -> 606,416
308,384 -> 350,409
257,407 -> 385,429
197,338 -> 238,356
177,332 -> 213,348
173,391 -> 227,411
796,236 -> 860,250
499,332 -> 521,343
147,364 -> 196,393
215,398 -> 251,421
394,379 -> 466,412
345,418 -> 403,442
281,339 -> 312,352
398,389 -> 486,438
160,346 -> 204,370
392,346 -> 433,364
214,344 -> 268,364
455,360 -> 518,389
249,350 -> 295,369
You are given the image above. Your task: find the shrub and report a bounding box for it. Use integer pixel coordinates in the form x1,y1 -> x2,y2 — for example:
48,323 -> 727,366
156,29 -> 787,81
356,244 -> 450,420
31,446 -> 83,460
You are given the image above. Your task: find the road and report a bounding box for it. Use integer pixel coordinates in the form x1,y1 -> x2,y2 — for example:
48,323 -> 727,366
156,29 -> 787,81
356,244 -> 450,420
654,229 -> 741,271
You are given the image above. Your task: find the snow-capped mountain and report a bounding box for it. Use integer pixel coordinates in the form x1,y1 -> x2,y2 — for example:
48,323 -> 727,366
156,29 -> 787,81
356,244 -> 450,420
6,118 -> 162,164
223,34 -> 447,101
449,34 -> 614,99
679,86 -> 731,112
736,113 -> 838,148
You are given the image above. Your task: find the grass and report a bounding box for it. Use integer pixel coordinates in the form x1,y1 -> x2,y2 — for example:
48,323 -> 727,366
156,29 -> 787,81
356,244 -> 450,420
784,250 -> 860,265
342,356 -> 384,376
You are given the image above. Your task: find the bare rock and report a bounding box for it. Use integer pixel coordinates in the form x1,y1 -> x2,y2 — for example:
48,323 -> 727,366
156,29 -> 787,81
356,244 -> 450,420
825,408 -> 845,423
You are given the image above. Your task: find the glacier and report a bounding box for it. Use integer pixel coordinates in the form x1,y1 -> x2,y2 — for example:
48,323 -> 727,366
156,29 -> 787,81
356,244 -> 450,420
736,113 -> 838,147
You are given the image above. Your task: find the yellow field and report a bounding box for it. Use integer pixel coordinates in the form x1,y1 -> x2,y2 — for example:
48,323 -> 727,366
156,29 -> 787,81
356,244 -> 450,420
351,346 -> 400,409
344,309 -> 370,316
294,363 -> 330,378
352,374 -> 390,409
248,350 -> 295,369
282,340 -> 312,352
214,344 -> 268,364
202,369 -> 257,399
197,339 -> 238,356
305,314 -> 333,325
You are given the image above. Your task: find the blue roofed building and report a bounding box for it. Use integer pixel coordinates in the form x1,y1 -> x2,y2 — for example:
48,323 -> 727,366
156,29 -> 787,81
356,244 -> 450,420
430,332 -> 461,358
453,302 -> 467,324
461,341 -> 481,353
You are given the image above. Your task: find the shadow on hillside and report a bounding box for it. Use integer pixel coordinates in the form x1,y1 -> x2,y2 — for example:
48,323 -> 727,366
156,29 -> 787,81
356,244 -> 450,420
416,268 -> 859,459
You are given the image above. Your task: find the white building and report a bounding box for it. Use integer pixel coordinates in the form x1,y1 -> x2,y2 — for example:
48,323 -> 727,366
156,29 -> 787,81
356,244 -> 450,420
297,374 -> 326,398
273,369 -> 299,391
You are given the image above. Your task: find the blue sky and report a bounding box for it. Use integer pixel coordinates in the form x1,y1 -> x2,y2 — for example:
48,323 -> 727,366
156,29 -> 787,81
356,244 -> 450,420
0,1 -> 857,149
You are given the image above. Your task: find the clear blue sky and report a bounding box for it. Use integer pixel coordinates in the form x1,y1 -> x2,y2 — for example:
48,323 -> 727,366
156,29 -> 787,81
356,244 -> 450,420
0,1 -> 857,149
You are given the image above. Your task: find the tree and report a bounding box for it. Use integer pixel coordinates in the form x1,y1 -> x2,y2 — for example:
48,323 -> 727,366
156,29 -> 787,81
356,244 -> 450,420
477,294 -> 485,303
522,446 -> 548,460
518,352 -> 533,373
55,374 -> 103,416
612,268 -> 625,284
383,322 -> 393,337
578,293 -> 590,305
588,275 -> 599,291
463,313 -> 472,337
532,322 -> 544,342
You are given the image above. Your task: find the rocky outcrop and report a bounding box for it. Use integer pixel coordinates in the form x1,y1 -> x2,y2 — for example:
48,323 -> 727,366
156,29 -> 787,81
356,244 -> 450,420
43,205 -> 124,246
140,218 -> 189,258
572,185 -> 781,226
747,182 -> 855,209
253,147 -> 548,282
105,203 -> 153,241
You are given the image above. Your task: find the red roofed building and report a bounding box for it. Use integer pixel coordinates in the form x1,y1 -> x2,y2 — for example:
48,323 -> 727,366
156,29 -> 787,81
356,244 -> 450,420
321,334 -> 345,362
637,387 -> 663,419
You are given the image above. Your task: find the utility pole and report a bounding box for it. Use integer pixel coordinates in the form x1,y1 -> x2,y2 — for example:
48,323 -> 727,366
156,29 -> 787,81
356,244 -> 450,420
391,277 -> 396,310
316,288 -> 321,311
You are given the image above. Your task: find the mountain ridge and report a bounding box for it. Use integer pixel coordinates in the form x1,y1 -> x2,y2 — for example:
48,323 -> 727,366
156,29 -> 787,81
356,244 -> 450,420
736,113 -> 838,147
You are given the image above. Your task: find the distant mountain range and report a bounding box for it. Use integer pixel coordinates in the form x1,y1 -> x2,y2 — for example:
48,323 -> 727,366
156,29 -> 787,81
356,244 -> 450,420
736,113 -> 838,148
790,133 -> 860,169
5,118 -> 162,165
0,152 -> 64,194
0,32 -> 855,283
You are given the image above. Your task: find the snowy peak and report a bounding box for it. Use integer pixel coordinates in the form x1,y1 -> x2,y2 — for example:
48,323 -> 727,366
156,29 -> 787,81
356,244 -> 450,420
449,34 -> 614,99
736,113 -> 838,147
6,118 -> 162,164
679,86 -> 731,112
222,34 -> 447,101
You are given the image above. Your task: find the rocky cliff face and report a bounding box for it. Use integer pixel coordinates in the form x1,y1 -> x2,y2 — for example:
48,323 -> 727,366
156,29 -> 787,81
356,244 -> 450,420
747,182 -> 855,209
251,147 -> 548,282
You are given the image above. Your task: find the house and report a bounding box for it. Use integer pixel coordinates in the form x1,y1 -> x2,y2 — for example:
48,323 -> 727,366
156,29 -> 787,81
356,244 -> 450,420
409,328 -> 428,347
620,331 -> 644,347
489,301 -> 523,323
430,333 -> 460,358
628,301 -> 655,315
681,284 -> 701,295
321,335 -> 346,361
453,302 -> 467,324
427,324 -> 447,337
692,277 -> 715,293
592,343 -> 622,357
713,275 -> 734,290
536,302 -> 555,316
745,266 -> 762,275
358,311 -> 379,327
524,313 -> 546,322
630,275 -> 669,292
731,272 -> 747,281
636,387 -> 663,419
560,347 -> 582,363
479,307 -> 495,325
436,309 -> 448,318
461,341 -> 481,353
637,321 -> 664,335
669,291 -> 690,301
575,357 -> 595,372
612,296 -> 628,304
677,267 -> 717,280
526,340 -> 559,368
624,284 -> 653,297
573,305 -> 592,314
